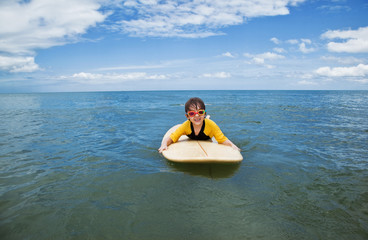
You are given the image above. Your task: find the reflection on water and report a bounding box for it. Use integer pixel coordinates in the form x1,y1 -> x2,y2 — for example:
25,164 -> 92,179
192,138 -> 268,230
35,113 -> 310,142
167,161 -> 241,179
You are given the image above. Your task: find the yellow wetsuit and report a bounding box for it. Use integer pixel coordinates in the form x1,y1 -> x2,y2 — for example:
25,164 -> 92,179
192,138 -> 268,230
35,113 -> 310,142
170,119 -> 228,143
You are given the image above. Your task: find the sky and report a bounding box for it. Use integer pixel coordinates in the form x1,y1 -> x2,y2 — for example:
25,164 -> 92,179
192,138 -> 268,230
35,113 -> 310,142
0,0 -> 367,92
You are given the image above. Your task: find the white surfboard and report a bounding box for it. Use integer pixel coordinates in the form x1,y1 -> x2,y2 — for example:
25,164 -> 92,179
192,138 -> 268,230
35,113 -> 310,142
161,124 -> 243,163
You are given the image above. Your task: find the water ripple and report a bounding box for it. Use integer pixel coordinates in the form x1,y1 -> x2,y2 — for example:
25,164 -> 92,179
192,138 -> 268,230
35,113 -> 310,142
1,91 -> 368,239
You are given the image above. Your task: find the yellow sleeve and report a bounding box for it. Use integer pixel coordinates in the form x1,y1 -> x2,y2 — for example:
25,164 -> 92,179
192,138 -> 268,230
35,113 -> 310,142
170,121 -> 191,143
204,119 -> 228,143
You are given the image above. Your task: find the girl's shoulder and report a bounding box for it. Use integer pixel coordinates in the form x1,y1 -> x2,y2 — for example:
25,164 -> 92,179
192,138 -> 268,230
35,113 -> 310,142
205,118 -> 216,125
178,120 -> 192,131
204,118 -> 219,128
182,119 -> 191,126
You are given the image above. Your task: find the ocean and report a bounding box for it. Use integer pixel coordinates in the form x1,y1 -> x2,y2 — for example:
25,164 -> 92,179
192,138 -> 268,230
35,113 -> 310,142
1,90 -> 367,239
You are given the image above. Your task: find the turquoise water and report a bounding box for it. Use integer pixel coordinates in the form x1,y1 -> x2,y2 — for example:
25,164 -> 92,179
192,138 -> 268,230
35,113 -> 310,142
1,90 -> 367,239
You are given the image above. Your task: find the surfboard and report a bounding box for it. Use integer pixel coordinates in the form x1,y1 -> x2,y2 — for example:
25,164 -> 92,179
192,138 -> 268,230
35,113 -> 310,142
161,124 -> 243,163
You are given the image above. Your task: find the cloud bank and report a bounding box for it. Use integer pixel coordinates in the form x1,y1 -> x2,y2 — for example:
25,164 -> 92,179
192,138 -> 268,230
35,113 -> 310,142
114,0 -> 306,38
316,64 -> 368,77
244,52 -> 285,68
201,72 -> 231,78
322,26 -> 368,53
0,0 -> 307,74
62,72 -> 167,84
0,0 -> 107,72
0,56 -> 39,73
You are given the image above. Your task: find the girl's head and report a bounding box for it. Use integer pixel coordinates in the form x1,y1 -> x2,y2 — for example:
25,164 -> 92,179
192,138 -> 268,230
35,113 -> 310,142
185,97 -> 205,112
185,98 -> 206,125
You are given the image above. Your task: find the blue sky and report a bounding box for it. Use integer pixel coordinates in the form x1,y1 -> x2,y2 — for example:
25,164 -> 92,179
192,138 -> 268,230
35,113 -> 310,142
0,0 -> 367,92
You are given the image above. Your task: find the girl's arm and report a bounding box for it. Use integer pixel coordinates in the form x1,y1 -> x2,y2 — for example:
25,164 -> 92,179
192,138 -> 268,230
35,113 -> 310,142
221,139 -> 241,151
159,122 -> 188,153
158,136 -> 173,153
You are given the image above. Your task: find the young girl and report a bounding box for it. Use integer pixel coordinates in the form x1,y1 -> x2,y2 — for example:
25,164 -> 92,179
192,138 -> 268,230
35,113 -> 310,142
158,97 -> 241,153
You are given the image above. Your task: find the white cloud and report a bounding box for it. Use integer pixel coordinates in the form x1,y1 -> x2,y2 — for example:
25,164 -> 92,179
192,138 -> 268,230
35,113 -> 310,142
315,64 -> 368,77
300,73 -> 314,79
352,79 -> 368,84
252,57 -> 265,64
287,39 -> 299,44
298,80 -> 318,85
202,72 -> 231,78
97,64 -> 166,71
284,38 -> 315,53
321,56 -> 364,65
222,52 -> 235,58
301,38 -> 312,44
0,55 -> 40,72
317,4 -> 351,13
244,52 -> 285,67
273,47 -> 286,53
321,26 -> 368,53
114,0 -> 306,38
299,42 -> 315,53
257,52 -> 285,60
0,0 -> 107,72
270,37 -> 281,44
63,72 -> 168,84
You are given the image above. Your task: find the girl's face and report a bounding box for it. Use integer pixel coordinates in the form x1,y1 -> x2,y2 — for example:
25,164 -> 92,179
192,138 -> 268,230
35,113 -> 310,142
186,106 -> 206,126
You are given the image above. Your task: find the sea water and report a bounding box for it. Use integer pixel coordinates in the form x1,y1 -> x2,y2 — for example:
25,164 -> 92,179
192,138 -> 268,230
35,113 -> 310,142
0,90 -> 367,239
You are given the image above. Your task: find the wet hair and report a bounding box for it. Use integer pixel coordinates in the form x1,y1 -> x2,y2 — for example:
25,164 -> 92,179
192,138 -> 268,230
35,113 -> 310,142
185,97 -> 206,112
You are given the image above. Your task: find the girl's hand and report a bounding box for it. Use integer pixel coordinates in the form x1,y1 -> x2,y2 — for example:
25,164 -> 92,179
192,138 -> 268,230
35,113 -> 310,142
158,144 -> 168,153
158,136 -> 173,153
222,139 -> 241,152
232,145 -> 241,152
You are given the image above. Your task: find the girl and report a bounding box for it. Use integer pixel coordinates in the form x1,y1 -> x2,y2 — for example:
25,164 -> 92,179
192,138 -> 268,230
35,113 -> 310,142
159,97 -> 240,153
